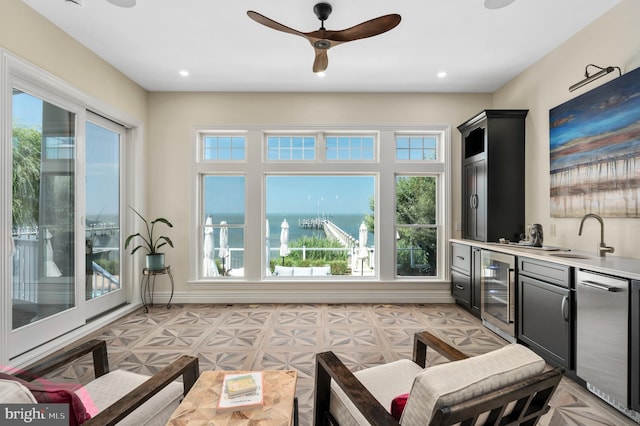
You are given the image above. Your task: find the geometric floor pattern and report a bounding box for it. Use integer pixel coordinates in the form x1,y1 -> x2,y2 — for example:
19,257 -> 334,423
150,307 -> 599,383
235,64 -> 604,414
46,303 -> 635,425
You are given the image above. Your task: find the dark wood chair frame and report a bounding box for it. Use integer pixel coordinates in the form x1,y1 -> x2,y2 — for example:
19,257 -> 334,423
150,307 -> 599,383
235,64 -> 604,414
13,339 -> 199,426
314,331 -> 563,426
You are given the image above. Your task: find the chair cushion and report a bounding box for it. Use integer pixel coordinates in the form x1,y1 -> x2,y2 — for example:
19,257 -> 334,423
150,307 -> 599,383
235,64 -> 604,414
81,369 -> 183,426
0,378 -> 37,403
0,373 -> 90,425
400,344 -> 546,425
329,359 -> 423,426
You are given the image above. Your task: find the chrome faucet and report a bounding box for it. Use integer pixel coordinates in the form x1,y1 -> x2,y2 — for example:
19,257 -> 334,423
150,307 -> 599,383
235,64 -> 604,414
578,213 -> 614,257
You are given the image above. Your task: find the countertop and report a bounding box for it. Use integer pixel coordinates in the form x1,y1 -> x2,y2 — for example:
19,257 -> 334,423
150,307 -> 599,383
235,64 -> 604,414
451,238 -> 640,281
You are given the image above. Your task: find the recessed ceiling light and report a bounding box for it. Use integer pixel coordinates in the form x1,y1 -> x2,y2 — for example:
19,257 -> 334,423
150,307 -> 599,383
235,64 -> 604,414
437,71 -> 447,78
484,0 -> 516,9
179,70 -> 190,77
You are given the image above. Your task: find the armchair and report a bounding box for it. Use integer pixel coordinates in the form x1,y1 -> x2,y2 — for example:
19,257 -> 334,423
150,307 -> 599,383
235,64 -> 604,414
314,331 -> 562,426
1,339 -> 199,426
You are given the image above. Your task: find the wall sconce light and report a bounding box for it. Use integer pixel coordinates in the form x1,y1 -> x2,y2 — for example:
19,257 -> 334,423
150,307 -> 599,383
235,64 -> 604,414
569,64 -> 621,92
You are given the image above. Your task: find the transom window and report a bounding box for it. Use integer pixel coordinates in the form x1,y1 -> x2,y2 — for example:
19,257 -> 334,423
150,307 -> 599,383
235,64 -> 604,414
326,135 -> 375,161
203,135 -> 245,160
267,135 -> 316,160
396,135 -> 438,161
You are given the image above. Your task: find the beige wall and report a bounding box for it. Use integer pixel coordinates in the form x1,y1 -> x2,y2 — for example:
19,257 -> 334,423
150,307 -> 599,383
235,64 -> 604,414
147,92 -> 491,292
493,0 -> 640,259
0,0 -> 147,122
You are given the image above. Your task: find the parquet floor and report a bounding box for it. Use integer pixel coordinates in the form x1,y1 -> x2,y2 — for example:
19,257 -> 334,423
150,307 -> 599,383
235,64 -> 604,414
47,303 -> 634,425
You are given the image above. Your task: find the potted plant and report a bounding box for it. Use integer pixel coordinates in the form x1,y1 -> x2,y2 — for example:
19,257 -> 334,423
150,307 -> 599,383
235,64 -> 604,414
124,207 -> 174,270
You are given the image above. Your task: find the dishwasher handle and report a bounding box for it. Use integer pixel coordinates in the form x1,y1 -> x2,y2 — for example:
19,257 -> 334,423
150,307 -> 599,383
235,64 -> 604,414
580,280 -> 621,292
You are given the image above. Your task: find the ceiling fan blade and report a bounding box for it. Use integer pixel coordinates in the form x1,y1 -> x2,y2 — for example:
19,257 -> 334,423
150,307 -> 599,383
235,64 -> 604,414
324,14 -> 401,43
312,49 -> 329,73
247,11 -> 307,39
106,0 -> 136,7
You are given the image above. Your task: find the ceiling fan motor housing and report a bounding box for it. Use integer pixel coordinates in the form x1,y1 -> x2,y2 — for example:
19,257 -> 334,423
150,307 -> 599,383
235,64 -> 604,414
314,3 -> 333,22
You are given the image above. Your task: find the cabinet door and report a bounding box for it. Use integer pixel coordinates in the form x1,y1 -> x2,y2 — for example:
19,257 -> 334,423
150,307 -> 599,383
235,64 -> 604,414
451,270 -> 471,310
518,274 -> 572,369
464,159 -> 486,241
631,280 -> 640,412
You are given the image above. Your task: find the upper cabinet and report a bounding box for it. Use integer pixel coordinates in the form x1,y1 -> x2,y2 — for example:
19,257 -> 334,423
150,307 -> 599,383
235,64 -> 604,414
457,110 -> 528,242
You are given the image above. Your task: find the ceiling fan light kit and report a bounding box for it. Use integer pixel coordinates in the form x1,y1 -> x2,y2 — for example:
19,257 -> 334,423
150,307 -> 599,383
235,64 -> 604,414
247,3 -> 401,73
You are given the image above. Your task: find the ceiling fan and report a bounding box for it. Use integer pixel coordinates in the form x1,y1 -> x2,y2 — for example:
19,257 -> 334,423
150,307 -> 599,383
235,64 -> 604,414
247,3 -> 401,73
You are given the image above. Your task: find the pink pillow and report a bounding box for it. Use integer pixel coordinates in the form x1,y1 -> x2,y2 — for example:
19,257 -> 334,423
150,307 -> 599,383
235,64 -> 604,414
391,393 -> 409,421
0,373 -> 91,426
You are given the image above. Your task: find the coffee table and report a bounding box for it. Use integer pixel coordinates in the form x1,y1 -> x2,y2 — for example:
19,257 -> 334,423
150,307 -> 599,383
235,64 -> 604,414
166,370 -> 298,425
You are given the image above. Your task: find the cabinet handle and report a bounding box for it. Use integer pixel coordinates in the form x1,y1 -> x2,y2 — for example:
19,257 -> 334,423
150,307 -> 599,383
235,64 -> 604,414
456,255 -> 465,260
455,284 -> 465,290
561,295 -> 569,322
469,194 -> 475,209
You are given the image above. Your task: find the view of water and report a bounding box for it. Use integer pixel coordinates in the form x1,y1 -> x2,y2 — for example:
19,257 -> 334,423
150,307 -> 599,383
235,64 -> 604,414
206,213 -> 373,249
85,212 -> 374,255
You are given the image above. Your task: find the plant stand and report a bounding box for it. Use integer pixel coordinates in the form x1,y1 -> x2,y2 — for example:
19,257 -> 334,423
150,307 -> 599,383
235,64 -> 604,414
140,266 -> 174,313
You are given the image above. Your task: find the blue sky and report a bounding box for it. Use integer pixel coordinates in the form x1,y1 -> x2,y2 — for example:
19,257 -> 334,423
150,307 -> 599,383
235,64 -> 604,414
205,175 -> 375,216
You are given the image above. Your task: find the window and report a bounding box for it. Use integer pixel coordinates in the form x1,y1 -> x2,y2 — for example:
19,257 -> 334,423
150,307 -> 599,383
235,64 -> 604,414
396,135 -> 438,160
266,175 -> 375,276
395,176 -> 438,277
202,176 -> 245,277
195,128 -> 447,282
326,135 -> 375,161
267,135 -> 315,160
203,135 -> 245,160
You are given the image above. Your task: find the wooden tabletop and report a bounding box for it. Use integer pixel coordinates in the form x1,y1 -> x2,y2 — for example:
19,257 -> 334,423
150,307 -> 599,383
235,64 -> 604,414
167,370 -> 298,425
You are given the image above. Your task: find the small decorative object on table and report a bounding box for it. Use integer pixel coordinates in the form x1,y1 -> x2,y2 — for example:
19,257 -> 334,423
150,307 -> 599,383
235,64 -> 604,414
530,223 -> 544,247
217,372 -> 264,413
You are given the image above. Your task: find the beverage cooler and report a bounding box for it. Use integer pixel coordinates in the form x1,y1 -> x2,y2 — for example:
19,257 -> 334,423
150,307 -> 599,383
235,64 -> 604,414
480,250 -> 516,342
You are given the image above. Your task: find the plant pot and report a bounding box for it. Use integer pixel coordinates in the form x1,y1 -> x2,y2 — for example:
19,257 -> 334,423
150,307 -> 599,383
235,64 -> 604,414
146,253 -> 165,270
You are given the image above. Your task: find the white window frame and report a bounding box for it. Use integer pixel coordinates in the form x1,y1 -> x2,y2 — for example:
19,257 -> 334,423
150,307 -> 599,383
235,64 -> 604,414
190,126 -> 450,285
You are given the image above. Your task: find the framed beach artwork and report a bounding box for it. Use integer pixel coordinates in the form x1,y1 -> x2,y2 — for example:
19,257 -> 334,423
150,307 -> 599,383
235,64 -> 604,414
549,66 -> 640,218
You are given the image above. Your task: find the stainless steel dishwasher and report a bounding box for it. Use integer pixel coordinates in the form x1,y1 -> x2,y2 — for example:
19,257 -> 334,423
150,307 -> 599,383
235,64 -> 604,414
576,269 -> 629,408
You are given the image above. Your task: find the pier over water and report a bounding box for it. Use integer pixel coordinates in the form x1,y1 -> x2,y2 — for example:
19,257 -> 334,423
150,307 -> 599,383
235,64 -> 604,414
298,217 -> 356,248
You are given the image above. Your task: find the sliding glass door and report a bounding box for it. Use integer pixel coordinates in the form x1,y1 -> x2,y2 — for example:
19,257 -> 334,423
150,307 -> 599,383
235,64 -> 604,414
9,87 -> 127,358
10,88 -> 84,357
84,114 -> 125,313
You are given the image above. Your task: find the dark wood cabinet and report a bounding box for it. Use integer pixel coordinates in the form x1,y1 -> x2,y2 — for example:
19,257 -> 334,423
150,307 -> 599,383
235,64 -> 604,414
517,257 -> 573,370
458,110 -> 528,242
631,280 -> 640,412
450,243 -> 481,318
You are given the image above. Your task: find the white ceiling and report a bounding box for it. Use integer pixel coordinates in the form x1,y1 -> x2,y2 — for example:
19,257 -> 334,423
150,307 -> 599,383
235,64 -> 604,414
21,0 -> 622,93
